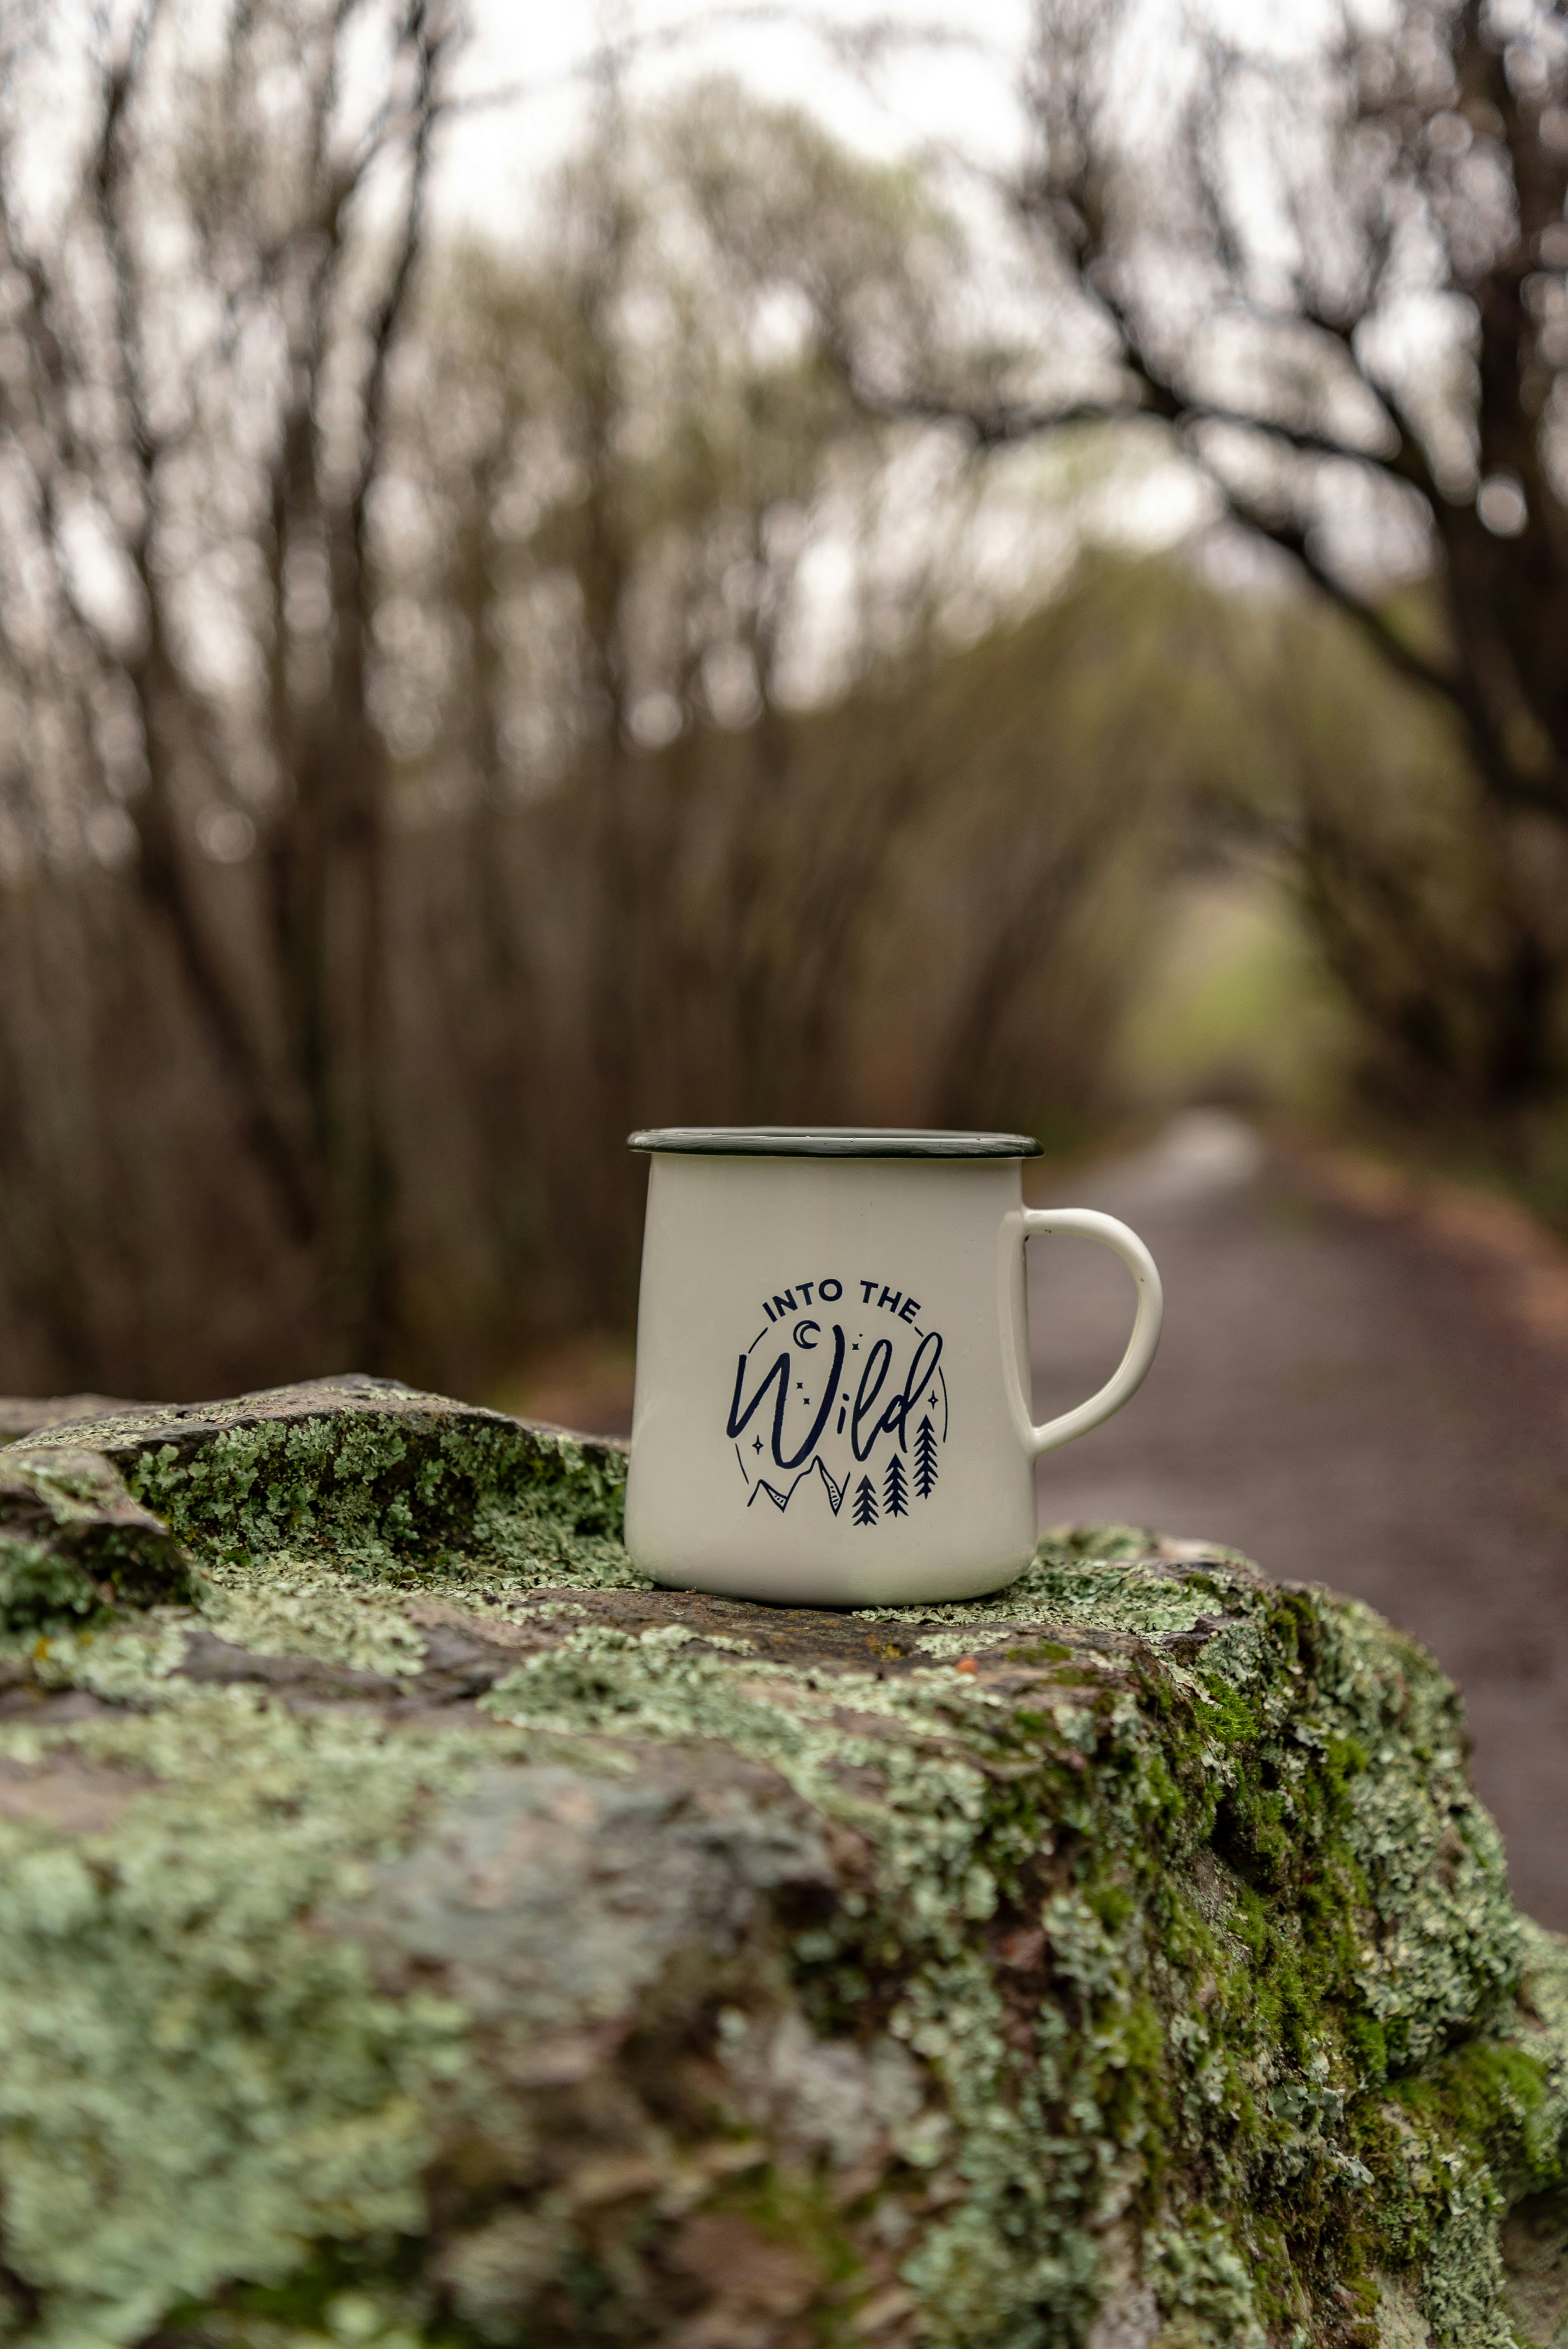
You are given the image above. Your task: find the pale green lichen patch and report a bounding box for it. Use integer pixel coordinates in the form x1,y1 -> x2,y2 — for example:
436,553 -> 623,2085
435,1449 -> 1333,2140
860,1520 -> 1245,1632
0,1696 -> 521,2349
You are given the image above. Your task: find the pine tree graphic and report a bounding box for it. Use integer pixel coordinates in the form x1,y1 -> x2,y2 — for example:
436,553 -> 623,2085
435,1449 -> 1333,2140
883,1454 -> 909,1517
852,1474 -> 878,1527
913,1414 -> 939,1500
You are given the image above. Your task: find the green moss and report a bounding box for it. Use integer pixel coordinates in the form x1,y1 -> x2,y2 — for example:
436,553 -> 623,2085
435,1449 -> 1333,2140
0,1446 -> 195,1631
127,1415 -> 632,1583
0,1535 -> 108,1629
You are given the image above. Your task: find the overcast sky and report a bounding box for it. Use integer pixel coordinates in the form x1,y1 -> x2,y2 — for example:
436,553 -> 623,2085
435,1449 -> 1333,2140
435,0 -> 1036,233
433,0 -> 1346,238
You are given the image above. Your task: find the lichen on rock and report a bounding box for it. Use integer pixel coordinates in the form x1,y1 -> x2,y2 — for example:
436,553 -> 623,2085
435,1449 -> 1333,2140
0,1378 -> 1564,2347
0,1442 -> 194,1629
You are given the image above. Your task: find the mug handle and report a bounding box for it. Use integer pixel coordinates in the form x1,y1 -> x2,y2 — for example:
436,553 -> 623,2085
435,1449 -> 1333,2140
999,1208 -> 1164,1460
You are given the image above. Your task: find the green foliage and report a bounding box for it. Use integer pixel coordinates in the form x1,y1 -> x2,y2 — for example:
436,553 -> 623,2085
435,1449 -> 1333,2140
1117,864 -> 1352,1117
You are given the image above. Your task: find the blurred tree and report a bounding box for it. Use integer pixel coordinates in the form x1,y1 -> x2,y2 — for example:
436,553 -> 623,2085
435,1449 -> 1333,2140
1260,586 -> 1566,1129
394,80 -> 962,1311
0,0 -> 457,1366
0,49 -> 1196,1399
813,0 -> 1568,1124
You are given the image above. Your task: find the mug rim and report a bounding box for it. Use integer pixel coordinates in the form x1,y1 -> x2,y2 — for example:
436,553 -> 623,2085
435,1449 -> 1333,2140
627,1125 -> 1043,1158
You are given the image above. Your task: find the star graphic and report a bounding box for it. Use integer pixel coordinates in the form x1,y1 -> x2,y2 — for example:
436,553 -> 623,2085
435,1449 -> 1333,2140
753,1437 -> 763,1454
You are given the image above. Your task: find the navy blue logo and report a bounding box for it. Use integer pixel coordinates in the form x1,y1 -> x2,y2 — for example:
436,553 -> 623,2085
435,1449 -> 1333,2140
726,1276 -> 947,1525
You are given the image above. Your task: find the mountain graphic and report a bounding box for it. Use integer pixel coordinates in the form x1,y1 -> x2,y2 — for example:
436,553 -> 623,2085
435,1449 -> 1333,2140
747,1455 -> 847,1516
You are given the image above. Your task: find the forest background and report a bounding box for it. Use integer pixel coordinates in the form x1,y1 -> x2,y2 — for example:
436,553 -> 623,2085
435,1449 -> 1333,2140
1,0 -> 1565,1413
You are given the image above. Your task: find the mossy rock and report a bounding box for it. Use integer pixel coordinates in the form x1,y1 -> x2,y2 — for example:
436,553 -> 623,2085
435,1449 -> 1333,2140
0,1377 -> 1565,2348
0,1444 -> 194,1628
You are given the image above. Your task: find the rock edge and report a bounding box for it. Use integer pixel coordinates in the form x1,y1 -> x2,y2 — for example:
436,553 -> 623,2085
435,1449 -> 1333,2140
0,1378 -> 1563,2349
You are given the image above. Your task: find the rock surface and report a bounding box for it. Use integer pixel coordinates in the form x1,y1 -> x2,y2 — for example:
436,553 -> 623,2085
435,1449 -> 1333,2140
0,1376 -> 1566,2348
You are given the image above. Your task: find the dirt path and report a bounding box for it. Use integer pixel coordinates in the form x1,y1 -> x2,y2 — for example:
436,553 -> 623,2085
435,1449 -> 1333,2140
1028,1112 -> 1568,1928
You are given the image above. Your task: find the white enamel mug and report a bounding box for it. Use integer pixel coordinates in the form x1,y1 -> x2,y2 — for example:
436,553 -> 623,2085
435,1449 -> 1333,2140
623,1127 -> 1163,1606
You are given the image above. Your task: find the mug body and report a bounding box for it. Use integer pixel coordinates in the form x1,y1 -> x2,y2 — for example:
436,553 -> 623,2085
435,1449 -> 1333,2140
624,1135 -> 1039,1606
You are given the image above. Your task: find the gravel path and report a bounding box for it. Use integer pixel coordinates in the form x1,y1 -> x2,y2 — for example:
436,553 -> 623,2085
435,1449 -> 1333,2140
1028,1112 -> 1568,1929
